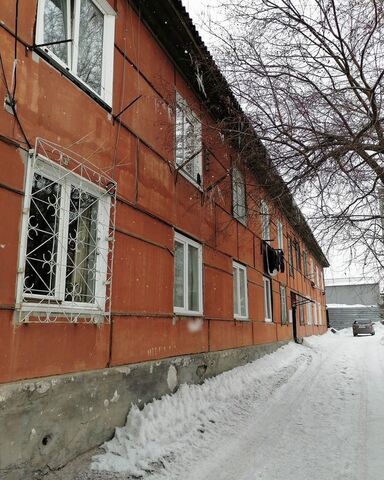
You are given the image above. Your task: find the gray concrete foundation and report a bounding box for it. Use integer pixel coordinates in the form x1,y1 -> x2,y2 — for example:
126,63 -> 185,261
0,341 -> 288,480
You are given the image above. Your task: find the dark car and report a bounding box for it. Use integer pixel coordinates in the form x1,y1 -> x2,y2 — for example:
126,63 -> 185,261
352,320 -> 375,336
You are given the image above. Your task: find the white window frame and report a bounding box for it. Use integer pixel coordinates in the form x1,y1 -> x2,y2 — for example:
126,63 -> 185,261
35,0 -> 116,106
232,166 -> 247,224
175,92 -> 202,188
233,262 -> 248,320
280,285 -> 288,325
317,302 -> 322,326
306,298 -> 313,325
261,200 -> 270,242
173,232 -> 203,316
263,276 -> 273,322
17,155 -> 111,318
277,220 -> 284,250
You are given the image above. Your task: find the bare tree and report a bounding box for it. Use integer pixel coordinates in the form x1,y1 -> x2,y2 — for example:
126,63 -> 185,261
201,0 -> 384,276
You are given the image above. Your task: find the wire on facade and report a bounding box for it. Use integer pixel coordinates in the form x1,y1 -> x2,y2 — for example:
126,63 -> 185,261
113,94 -> 143,121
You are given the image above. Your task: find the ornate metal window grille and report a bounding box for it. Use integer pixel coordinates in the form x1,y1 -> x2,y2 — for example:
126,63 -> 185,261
16,138 -> 116,324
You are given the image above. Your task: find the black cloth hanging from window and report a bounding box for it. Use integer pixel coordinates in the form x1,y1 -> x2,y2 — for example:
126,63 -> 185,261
263,242 -> 285,276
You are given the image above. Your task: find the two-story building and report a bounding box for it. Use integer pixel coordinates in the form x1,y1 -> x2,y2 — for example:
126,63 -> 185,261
0,0 -> 328,477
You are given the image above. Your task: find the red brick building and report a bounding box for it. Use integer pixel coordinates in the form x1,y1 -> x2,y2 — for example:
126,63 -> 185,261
0,0 -> 328,476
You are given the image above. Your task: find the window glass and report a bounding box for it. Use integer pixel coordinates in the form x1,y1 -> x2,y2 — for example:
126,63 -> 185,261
174,241 -> 184,309
295,242 -> 301,272
261,201 -> 270,242
65,188 -> 98,303
175,94 -> 202,186
24,174 -> 61,296
288,239 -> 294,276
239,267 -> 247,317
43,0 -> 69,64
280,286 -> 287,324
277,221 -> 283,250
233,267 -> 239,316
264,277 -> 272,321
232,167 -> 246,223
306,300 -> 312,325
188,244 -> 199,311
233,262 -> 248,319
78,0 -> 104,94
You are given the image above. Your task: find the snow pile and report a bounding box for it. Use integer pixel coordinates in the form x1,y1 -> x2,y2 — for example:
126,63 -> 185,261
92,343 -> 307,476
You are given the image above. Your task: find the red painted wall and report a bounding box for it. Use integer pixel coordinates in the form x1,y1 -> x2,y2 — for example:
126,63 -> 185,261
0,0 -> 327,384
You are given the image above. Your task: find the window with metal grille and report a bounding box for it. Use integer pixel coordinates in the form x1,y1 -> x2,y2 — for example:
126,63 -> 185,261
17,140 -> 115,323
175,92 -> 202,187
232,167 -> 247,224
35,0 -> 116,105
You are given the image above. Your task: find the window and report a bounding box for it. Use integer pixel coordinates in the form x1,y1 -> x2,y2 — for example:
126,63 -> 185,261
299,302 -> 305,326
263,276 -> 273,322
288,238 -> 294,277
280,285 -> 288,325
175,92 -> 202,187
277,220 -> 284,250
18,156 -> 111,320
36,0 -> 116,105
232,167 -> 247,224
317,302 -> 322,326
233,262 -> 248,319
306,299 -> 313,325
309,257 -> 314,282
260,201 -> 270,242
313,301 -> 318,325
295,241 -> 301,272
174,232 -> 203,315
303,250 -> 308,277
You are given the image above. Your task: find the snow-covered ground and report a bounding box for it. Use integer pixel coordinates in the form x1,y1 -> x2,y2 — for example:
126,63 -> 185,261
50,325 -> 384,480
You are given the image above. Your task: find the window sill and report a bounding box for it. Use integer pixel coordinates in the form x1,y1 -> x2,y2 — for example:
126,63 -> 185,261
176,168 -> 203,192
234,315 -> 249,321
174,311 -> 203,317
16,303 -> 107,324
34,48 -> 112,112
234,215 -> 247,227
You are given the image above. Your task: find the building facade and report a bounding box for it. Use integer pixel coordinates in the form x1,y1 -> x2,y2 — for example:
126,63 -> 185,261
0,0 -> 328,476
